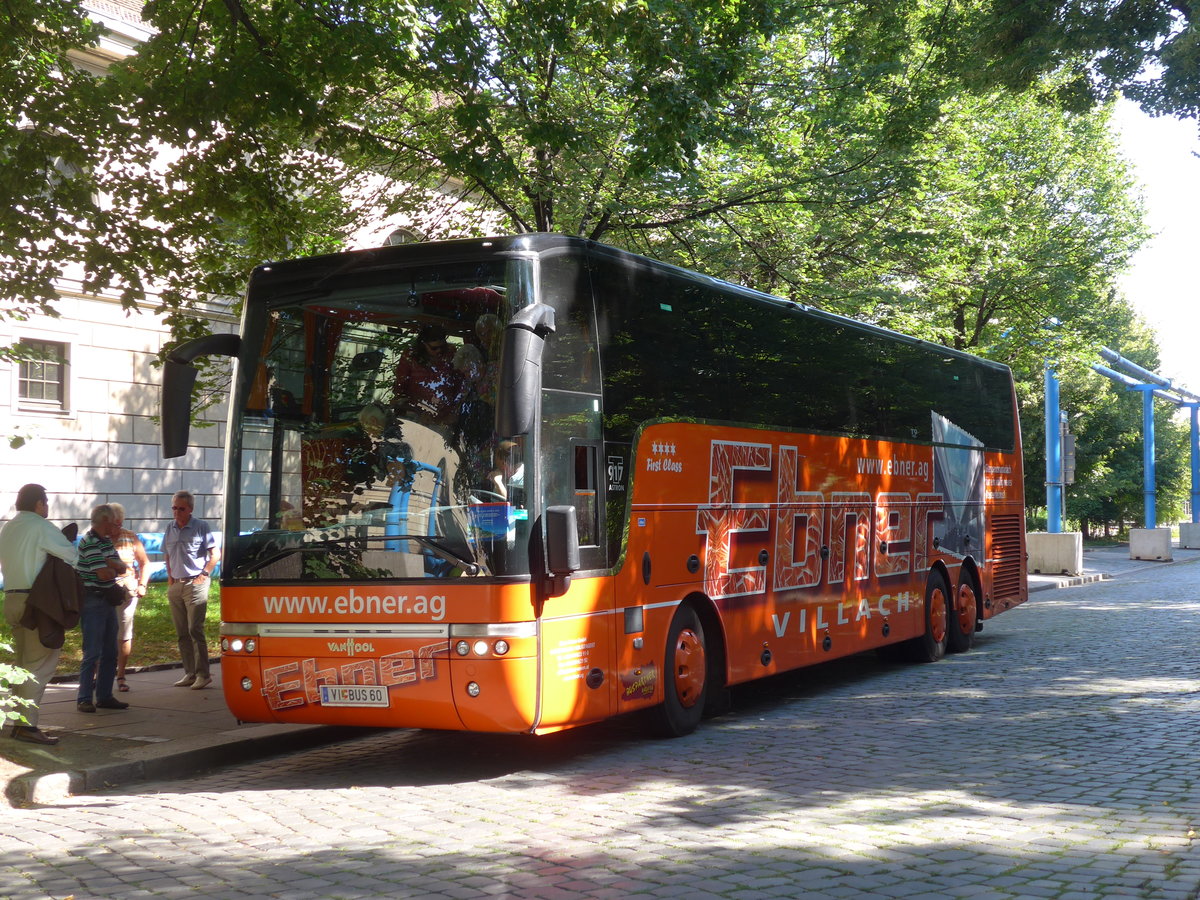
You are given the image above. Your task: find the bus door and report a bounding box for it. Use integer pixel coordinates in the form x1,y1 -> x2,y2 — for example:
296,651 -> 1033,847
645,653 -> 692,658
534,246 -> 616,727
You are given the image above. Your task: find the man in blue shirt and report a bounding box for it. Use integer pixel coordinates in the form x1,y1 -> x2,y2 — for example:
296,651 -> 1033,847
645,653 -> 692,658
163,490 -> 220,690
75,504 -> 129,713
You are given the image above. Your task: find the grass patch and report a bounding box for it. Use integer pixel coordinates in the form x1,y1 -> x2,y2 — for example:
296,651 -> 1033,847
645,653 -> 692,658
0,583 -> 221,677
1082,537 -> 1130,549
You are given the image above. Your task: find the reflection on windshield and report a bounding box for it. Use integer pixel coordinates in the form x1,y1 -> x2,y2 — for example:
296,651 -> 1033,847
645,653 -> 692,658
230,260 -> 532,581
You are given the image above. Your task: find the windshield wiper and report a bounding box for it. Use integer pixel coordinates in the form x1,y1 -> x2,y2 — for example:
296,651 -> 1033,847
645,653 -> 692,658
233,530 -> 485,577
303,532 -> 482,576
385,534 -> 482,576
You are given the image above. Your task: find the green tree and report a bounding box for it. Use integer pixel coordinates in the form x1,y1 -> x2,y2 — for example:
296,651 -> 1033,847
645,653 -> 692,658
112,0 -> 1047,300
850,84 -> 1147,363
2,0 -> 1179,523
606,9 -> 956,291
4,0 -> 1152,332
971,0 -> 1200,118
0,1 -> 151,330
116,0 -> 785,259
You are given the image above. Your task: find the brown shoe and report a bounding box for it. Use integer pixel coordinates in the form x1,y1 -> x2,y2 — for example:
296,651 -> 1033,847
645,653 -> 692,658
11,726 -> 60,746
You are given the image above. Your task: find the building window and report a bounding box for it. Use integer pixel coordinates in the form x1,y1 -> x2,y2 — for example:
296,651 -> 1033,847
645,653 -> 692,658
18,339 -> 68,412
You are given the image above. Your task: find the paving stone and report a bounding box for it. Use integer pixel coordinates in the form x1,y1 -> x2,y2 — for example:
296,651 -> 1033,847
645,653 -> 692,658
7,561 -> 1200,898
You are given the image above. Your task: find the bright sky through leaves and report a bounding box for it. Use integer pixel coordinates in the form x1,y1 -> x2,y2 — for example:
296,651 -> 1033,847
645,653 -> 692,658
1113,100 -> 1200,394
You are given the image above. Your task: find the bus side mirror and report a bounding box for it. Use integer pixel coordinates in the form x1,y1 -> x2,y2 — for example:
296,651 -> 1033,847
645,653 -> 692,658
496,303 -> 555,437
161,333 -> 242,459
544,505 -> 580,597
162,358 -> 200,459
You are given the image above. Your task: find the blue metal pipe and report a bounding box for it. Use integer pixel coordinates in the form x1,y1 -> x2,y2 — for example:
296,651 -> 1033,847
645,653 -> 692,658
1045,363 -> 1062,533
1138,385 -> 1157,528
1101,347 -> 1200,401
1093,355 -> 1200,529
1191,404 -> 1200,524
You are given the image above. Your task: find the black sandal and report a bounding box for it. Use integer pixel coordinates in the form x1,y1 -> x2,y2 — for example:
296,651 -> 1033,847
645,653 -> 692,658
117,677 -> 129,692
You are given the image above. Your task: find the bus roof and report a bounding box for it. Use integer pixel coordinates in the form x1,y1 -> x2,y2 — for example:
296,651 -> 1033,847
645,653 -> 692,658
249,234 -> 1011,377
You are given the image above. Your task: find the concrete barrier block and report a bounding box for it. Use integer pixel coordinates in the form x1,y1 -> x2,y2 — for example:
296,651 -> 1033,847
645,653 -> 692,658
1027,532 -> 1083,576
1179,522 -> 1200,549
1130,527 -> 1172,561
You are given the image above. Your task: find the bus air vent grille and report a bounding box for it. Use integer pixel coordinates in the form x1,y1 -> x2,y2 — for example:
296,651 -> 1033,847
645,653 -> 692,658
990,515 -> 1024,600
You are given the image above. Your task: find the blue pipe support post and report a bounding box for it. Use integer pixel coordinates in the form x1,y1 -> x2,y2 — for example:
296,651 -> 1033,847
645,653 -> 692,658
1133,384 -> 1158,528
1094,348 -> 1200,528
1187,403 -> 1200,524
1044,362 -> 1063,533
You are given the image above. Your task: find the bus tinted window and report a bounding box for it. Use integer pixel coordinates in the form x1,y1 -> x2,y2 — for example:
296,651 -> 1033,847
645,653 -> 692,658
540,252 -> 601,392
594,258 -> 734,438
594,253 -> 1014,451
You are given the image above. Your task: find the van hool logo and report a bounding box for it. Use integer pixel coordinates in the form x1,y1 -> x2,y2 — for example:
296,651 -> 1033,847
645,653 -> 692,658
326,639 -> 376,657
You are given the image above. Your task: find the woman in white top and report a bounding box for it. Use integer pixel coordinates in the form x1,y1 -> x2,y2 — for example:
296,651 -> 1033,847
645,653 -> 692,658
109,502 -> 150,692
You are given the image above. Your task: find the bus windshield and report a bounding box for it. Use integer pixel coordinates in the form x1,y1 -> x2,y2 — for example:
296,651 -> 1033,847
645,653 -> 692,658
227,256 -> 533,581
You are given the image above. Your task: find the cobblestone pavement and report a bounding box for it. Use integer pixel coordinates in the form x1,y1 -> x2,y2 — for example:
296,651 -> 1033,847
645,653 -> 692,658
4,561 -> 1200,900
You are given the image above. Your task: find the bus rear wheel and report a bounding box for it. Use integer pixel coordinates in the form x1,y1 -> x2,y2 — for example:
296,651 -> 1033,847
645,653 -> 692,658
653,605 -> 708,738
948,570 -> 979,654
910,569 -> 951,663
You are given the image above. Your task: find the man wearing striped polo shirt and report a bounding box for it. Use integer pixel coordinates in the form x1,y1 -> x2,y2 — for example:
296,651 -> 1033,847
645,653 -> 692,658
75,504 -> 129,713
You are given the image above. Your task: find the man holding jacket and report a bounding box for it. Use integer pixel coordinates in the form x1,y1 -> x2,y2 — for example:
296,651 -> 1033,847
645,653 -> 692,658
0,484 -> 79,745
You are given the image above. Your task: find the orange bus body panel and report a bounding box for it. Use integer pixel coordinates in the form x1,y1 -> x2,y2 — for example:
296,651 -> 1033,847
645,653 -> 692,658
220,582 -> 542,732
534,576 -> 616,732
219,421 -> 1024,734
606,422 -> 1026,699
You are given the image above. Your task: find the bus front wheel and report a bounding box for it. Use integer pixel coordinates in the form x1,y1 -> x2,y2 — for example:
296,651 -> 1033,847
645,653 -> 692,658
653,605 -> 708,738
911,570 -> 951,663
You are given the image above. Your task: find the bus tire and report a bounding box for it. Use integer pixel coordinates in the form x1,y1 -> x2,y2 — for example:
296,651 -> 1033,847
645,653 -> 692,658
948,569 -> 979,654
653,604 -> 708,738
910,569 -> 951,663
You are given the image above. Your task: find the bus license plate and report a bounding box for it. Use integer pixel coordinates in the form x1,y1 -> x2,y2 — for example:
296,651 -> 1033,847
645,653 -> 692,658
319,684 -> 389,707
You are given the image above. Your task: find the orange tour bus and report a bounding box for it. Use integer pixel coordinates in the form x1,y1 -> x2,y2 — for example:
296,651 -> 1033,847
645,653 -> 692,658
161,234 -> 1027,737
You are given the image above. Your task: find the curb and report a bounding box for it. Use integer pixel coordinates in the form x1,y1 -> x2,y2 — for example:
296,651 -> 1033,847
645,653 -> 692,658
1028,573 -> 1110,592
6,725 -> 373,806
46,659 -> 213,684
1027,549 -> 1200,593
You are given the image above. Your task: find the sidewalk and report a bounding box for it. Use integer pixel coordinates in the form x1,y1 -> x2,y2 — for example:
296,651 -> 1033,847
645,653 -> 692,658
4,543 -> 1199,806
1,663 -> 367,806
1026,541 -> 1200,591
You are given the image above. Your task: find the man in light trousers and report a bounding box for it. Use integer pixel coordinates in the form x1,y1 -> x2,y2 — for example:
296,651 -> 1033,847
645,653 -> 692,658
0,484 -> 79,744
163,490 -> 219,690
